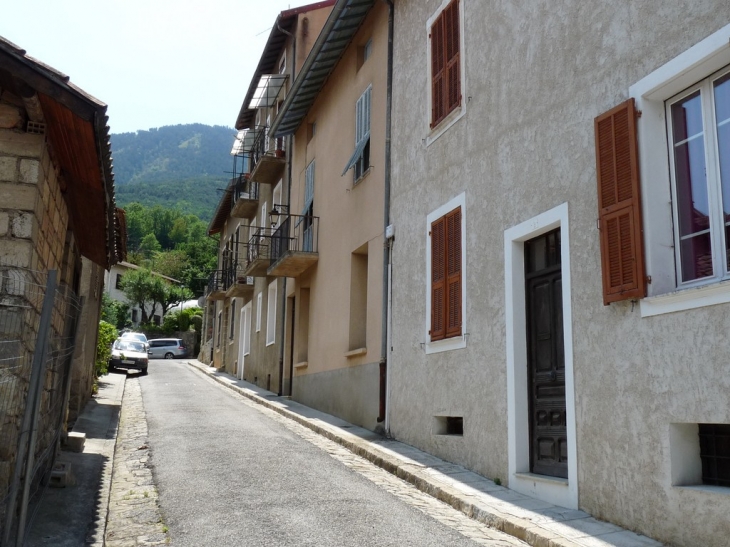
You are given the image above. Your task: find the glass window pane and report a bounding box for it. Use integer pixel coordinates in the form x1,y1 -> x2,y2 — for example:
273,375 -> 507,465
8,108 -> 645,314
671,92 -> 712,280
714,73 -> 730,271
680,232 -> 713,281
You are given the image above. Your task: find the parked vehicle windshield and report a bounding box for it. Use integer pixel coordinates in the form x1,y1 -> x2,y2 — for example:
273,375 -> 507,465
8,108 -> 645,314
113,340 -> 146,353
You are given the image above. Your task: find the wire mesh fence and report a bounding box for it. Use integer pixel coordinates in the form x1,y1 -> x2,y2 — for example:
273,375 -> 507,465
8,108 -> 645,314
0,265 -> 82,547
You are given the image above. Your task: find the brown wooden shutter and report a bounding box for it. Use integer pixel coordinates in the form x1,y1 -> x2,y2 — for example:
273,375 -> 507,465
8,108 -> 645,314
444,0 -> 461,114
430,217 -> 446,341
445,207 -> 462,337
430,11 -> 445,127
594,98 -> 646,305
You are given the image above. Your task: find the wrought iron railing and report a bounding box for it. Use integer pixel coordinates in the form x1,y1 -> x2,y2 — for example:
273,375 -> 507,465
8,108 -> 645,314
246,227 -> 275,265
270,214 -> 319,263
232,174 -> 258,206
250,125 -> 285,174
223,262 -> 254,289
206,270 -> 225,295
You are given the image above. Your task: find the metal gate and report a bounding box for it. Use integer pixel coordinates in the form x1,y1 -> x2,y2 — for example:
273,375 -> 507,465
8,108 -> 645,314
0,267 -> 82,546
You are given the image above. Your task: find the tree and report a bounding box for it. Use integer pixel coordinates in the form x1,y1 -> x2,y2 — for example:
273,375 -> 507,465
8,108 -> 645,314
139,233 -> 162,259
119,268 -> 157,323
151,249 -> 188,280
159,284 -> 194,316
101,293 -> 130,330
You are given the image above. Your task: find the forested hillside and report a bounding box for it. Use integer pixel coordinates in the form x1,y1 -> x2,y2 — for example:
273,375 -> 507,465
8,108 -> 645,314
111,124 -> 235,221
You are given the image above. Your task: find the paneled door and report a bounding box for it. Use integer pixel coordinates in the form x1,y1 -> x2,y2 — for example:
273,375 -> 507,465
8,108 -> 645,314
525,229 -> 567,479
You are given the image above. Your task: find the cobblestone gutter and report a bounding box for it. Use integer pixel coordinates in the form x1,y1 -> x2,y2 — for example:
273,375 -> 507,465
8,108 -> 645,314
105,378 -> 168,547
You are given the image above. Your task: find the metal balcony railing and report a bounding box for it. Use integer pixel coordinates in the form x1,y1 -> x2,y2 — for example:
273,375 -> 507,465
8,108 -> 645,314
206,270 -> 225,295
250,126 -> 285,175
270,214 -> 319,263
232,174 -> 259,206
246,226 -> 275,265
223,261 -> 254,289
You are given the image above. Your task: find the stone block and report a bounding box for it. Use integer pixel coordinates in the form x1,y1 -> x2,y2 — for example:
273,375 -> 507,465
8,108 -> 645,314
0,156 -> 16,182
0,182 -> 37,211
0,212 -> 8,236
18,159 -> 39,184
49,461 -> 72,488
0,104 -> 22,129
11,212 -> 33,239
0,239 -> 32,267
0,130 -> 43,158
64,431 -> 86,453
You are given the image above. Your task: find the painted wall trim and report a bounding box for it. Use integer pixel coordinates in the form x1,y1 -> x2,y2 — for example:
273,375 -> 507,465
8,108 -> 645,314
504,202 -> 578,509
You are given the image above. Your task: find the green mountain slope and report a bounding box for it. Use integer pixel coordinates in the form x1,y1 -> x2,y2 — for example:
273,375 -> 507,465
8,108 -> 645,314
111,124 -> 235,222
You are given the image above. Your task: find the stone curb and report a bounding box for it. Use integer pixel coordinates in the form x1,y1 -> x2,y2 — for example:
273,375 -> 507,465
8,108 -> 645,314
104,378 -> 168,546
186,361 -> 661,547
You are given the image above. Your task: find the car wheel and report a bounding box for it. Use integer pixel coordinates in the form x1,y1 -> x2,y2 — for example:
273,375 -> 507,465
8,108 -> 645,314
164,352 -> 174,359
141,367 -> 148,375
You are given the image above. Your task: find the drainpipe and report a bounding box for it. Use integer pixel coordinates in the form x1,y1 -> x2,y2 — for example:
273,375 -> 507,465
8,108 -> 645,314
278,28 -> 296,396
378,0 -> 394,425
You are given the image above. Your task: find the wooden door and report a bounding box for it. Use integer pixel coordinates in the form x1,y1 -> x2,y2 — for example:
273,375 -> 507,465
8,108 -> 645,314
525,229 -> 567,479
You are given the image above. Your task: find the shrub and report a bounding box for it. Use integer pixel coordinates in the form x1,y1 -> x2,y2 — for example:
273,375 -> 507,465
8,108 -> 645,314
95,321 -> 118,377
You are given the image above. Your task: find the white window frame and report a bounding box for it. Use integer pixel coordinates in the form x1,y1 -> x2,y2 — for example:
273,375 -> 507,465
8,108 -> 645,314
279,51 -> 286,75
504,202 -> 577,510
266,280 -> 277,346
630,23 -> 730,317
666,67 -> 730,288
272,181 -> 282,225
243,302 -> 252,356
260,201 -> 267,241
256,292 -> 262,332
424,192 -> 466,354
425,0 -> 467,147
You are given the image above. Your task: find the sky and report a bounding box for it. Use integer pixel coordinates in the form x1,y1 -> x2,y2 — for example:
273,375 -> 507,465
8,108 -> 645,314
0,0 -> 303,134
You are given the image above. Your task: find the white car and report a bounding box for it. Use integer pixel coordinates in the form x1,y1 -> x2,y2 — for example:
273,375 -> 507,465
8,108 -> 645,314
120,331 -> 149,351
109,338 -> 149,374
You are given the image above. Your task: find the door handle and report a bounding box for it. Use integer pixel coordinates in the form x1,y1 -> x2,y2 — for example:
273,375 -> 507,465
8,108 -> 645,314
550,370 -> 557,382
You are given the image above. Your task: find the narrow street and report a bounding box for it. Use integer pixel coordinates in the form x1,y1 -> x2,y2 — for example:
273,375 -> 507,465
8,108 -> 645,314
136,360 -> 524,546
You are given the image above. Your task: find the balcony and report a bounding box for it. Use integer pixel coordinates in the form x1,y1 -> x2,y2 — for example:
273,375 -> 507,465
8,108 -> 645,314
249,126 -> 286,186
206,270 -> 226,300
243,227 -> 275,277
267,214 -> 319,277
230,174 -> 259,219
224,262 -> 254,298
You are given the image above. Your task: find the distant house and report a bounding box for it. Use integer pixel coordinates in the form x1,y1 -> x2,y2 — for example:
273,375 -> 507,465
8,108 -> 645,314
104,261 -> 181,326
0,35 -> 123,535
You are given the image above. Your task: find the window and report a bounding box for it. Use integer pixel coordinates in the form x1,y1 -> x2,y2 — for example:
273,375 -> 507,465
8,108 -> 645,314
430,206 -> 462,342
261,201 -> 267,241
626,25 -> 730,316
229,300 -> 236,339
349,246 -> 368,350
273,182 -> 282,215
217,312 -> 222,347
301,161 -> 315,252
115,273 -> 123,290
243,302 -> 252,356
131,309 -> 139,323
357,39 -> 372,70
266,280 -> 277,346
429,0 -> 461,128
279,52 -> 286,75
256,292 -> 262,332
153,314 -> 161,326
343,86 -> 371,182
699,423 -> 730,487
667,68 -> 730,285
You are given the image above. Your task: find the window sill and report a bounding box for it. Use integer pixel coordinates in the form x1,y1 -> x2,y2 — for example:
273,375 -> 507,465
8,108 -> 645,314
513,472 -> 569,487
353,167 -> 371,187
266,340 -> 275,347
640,279 -> 730,317
425,105 -> 465,147
345,347 -> 367,358
424,334 -> 467,355
294,361 -> 308,370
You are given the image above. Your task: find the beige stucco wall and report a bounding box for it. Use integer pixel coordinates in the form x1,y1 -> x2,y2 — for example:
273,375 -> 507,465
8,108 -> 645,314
388,1 -> 730,545
285,3 -> 389,430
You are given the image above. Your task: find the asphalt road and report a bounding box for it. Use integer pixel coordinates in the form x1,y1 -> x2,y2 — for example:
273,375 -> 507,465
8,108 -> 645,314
139,359 -> 498,547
